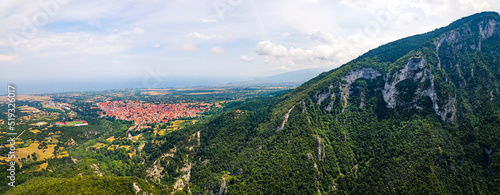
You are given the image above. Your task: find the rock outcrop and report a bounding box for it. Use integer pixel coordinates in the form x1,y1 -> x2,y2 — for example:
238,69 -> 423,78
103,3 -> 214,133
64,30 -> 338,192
277,105 -> 295,131
479,19 -> 500,40
340,68 -> 382,112
383,57 -> 456,122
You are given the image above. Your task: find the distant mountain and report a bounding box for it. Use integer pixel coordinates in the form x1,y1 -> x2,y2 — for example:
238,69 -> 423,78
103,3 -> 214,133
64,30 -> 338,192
253,68 -> 334,83
227,68 -> 333,86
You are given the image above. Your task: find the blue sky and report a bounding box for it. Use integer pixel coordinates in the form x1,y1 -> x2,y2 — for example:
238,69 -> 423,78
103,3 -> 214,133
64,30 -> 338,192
0,0 -> 499,94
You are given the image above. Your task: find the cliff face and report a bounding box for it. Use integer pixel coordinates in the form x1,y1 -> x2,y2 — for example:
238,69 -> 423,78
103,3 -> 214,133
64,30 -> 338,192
310,55 -> 457,122
309,13 -> 500,124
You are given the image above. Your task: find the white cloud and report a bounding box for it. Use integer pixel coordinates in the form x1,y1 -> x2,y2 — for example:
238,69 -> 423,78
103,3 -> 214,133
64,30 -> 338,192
254,40 -> 342,66
10,31 -> 130,57
240,55 -> 255,62
188,32 -> 226,41
132,27 -> 145,34
211,46 -> 225,54
309,30 -> 335,43
1,0 -> 499,91
255,40 -> 288,57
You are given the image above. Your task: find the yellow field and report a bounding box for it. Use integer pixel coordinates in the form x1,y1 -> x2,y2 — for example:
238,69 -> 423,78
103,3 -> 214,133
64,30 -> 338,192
108,145 -> 119,150
0,156 -> 11,162
92,142 -> 106,149
19,106 -> 41,113
169,120 -> 197,131
59,151 -> 69,157
6,141 -> 25,146
106,136 -> 116,143
30,130 -> 42,134
171,120 -> 184,130
36,162 -> 48,171
121,145 -> 131,150
14,143 -> 56,164
31,122 -> 48,126
157,129 -> 167,136
107,144 -> 131,150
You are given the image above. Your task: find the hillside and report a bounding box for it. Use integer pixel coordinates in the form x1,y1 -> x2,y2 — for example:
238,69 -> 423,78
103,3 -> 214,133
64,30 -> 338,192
138,11 -> 500,194
6,176 -> 169,195
9,11 -> 500,194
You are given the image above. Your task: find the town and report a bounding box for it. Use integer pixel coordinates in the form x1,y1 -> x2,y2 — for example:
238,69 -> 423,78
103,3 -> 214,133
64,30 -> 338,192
97,100 -> 213,125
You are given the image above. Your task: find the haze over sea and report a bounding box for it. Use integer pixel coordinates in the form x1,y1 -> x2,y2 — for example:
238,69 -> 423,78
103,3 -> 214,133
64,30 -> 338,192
6,76 -> 249,95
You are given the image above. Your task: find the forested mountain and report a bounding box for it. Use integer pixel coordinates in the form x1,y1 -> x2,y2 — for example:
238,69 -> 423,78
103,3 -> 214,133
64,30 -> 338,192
11,11 -> 500,194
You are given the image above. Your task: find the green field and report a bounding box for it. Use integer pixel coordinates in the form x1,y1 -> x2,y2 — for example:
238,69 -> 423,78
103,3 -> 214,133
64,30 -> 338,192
59,121 -> 86,127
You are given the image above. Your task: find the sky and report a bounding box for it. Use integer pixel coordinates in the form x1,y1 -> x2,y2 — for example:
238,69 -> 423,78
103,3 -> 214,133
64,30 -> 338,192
0,0 -> 499,94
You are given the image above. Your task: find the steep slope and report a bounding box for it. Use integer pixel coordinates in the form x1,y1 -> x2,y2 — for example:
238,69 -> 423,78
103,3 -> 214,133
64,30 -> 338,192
144,12 -> 500,194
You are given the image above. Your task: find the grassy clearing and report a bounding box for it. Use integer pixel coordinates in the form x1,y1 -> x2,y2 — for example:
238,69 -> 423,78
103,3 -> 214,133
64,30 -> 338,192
36,162 -> 48,171
59,151 -> 69,157
29,130 -> 41,134
13,142 -> 56,165
105,136 -> 115,143
92,142 -> 106,149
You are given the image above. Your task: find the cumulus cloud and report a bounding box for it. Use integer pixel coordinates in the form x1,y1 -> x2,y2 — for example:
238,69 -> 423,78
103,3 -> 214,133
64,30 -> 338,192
211,46 -> 225,54
254,40 -> 342,65
255,40 -> 288,57
240,55 -> 255,62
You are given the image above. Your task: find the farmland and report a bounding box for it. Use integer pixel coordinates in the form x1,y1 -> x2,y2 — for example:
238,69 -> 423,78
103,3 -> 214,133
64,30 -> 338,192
0,84 -> 292,193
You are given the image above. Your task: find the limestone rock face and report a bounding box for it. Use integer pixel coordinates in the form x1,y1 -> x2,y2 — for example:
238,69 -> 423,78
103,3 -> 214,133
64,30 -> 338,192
479,19 -> 500,40
340,68 -> 382,112
382,57 -> 456,122
383,57 -> 428,109
310,57 -> 457,122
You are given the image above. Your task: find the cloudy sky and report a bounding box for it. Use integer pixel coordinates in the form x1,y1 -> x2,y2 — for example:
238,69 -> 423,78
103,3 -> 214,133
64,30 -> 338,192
0,0 -> 499,93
